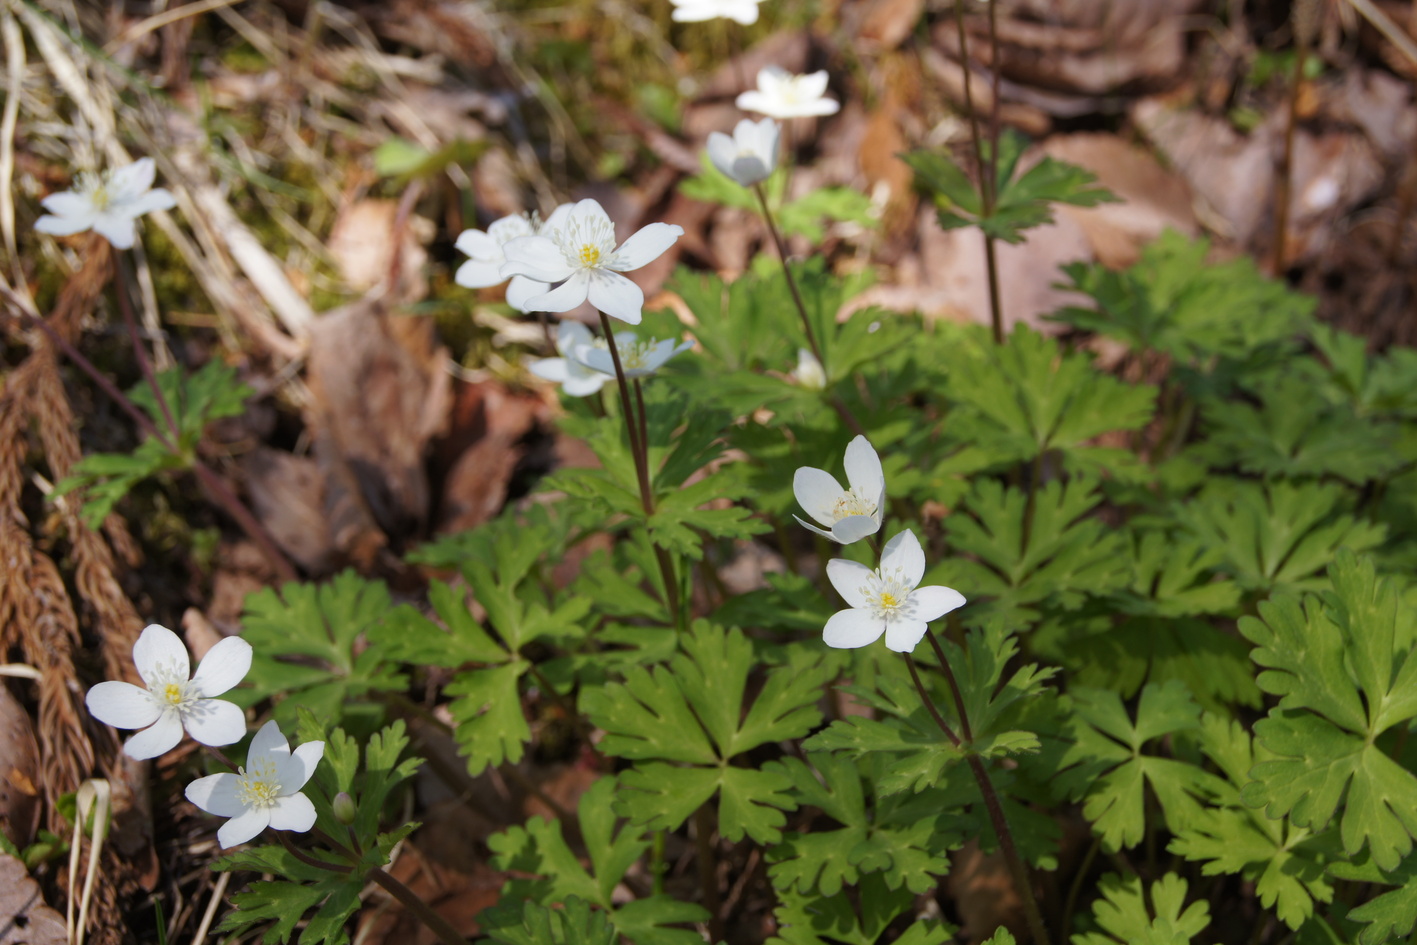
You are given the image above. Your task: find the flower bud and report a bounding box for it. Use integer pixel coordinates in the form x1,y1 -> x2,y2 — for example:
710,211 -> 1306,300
332,791 -> 357,825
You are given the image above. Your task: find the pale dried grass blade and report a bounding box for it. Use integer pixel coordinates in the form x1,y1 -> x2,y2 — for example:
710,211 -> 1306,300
1346,0 -> 1417,67
1,9 -> 25,294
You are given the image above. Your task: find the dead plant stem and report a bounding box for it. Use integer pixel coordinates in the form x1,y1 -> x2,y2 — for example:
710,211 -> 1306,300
9,305 -> 299,582
1272,37 -> 1306,275
113,262 -> 179,443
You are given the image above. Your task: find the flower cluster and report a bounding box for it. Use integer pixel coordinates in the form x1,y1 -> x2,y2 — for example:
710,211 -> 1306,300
529,320 -> 693,396
458,199 -> 682,325
86,624 -> 322,849
794,437 -> 967,652
702,66 -> 840,190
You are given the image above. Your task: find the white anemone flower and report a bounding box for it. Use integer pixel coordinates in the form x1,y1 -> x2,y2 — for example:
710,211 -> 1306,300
499,198 -> 683,325
454,204 -> 573,312
793,435 -> 885,544
576,332 -> 694,379
824,529 -> 966,652
185,720 -> 325,849
736,67 -> 841,120
670,0 -> 763,25
33,157 -> 176,250
707,118 -> 780,187
85,624 -> 251,760
528,321 -> 612,397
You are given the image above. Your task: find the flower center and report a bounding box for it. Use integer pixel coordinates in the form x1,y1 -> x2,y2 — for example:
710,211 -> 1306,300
236,758 -> 281,810
861,568 -> 913,622
147,659 -> 193,709
830,487 -> 876,523
554,216 -> 617,271
620,341 -> 651,371
77,172 -> 113,211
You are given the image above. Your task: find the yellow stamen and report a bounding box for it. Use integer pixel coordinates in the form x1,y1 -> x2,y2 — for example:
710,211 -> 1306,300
578,244 -> 602,267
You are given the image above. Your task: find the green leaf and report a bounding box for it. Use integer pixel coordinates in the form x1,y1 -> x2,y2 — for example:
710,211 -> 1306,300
488,778 -> 709,944
941,325 -> 1155,477
906,130 -> 1118,244
1071,873 -> 1210,945
768,874 -> 951,945
482,897 -> 618,945
1057,681 -> 1221,852
1330,855 -> 1417,945
1050,230 -> 1316,363
936,476 -> 1129,623
1182,480 -> 1385,595
237,571 -> 405,731
1193,371 -> 1403,485
1167,715 -> 1333,929
445,661 -> 532,775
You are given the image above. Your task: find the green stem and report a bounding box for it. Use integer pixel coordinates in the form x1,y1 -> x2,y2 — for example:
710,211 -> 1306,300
904,646 -> 1051,945
651,830 -> 667,896
694,804 -> 723,941
598,313 -> 683,628
751,183 -> 824,368
1061,836 -> 1101,943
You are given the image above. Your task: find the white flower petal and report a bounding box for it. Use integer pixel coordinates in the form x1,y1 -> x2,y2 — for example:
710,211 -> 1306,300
793,466 -> 846,527
823,608 -> 885,649
792,515 -> 839,542
107,158 -> 157,201
612,223 -> 683,271
185,772 -> 246,818
267,792 -> 317,832
85,681 -> 160,729
561,371 -> 610,397
734,90 -> 774,116
529,357 -> 572,383
884,618 -> 929,653
525,271 -> 592,314
216,807 -> 271,848
732,155 -> 772,186
487,214 -> 534,243
842,436 -> 884,503
706,132 -> 737,178
540,202 -> 576,232
123,188 -> 177,217
34,211 -> 98,236
576,347 -> 618,376
881,529 -> 925,588
830,515 -> 880,544
505,275 -> 549,312
555,320 -> 596,353
191,636 -> 252,697
92,213 -> 137,250
454,228 -> 498,258
826,558 -> 876,609
800,70 -> 831,101
123,712 -> 184,760
455,258 -> 506,288
585,270 -> 645,325
280,741 -> 326,793
501,236 -> 576,283
182,698 -> 247,747
133,624 -> 189,689
910,585 -> 967,623
248,719 -> 291,762
39,192 -> 94,217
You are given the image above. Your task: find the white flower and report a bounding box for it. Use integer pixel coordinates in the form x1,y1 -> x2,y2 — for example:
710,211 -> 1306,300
670,0 -> 764,25
707,118 -> 780,187
793,435 -> 885,544
795,347 -> 826,390
824,530 -> 966,652
499,198 -> 683,325
33,157 -> 176,250
736,67 -> 841,120
185,720 -> 324,849
528,321 -> 613,397
85,624 -> 251,760
454,205 -> 573,313
576,332 -> 694,378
